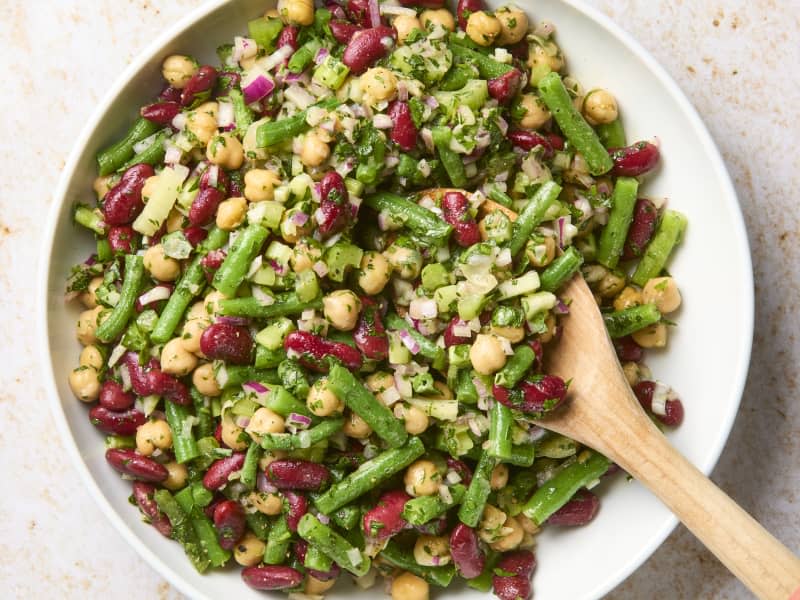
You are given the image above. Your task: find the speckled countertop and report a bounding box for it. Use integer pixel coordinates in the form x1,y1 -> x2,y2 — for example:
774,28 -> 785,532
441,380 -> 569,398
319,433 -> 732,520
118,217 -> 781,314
0,0 -> 797,597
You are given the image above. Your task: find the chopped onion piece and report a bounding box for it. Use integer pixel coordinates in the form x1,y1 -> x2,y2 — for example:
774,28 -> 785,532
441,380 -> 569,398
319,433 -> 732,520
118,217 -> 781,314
346,548 -> 364,566
398,329 -> 420,354
242,71 -> 275,104
651,381 -> 670,416
259,44 -> 295,72
438,485 -> 453,505
107,344 -> 126,368
137,285 -> 172,306
373,114 -> 393,129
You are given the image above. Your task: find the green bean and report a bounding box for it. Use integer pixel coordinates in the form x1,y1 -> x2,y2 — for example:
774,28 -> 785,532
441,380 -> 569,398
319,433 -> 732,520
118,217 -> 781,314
219,366 -> 278,389
245,512 -> 272,541
212,223 -> 269,296
118,130 -> 168,172
466,550 -> 499,591
522,452 -> 610,524
596,177 -> 639,269
596,118 -> 627,149
327,363 -> 407,448
264,385 -> 313,418
488,402 -> 513,460
497,470 -> 538,516
240,441 -> 262,490
219,292 -> 322,318
364,192 -> 452,245
539,246 -> 584,292
191,388 -> 215,439
97,117 -> 160,176
297,514 -> 371,576
537,72 -> 613,175
96,254 -> 144,343
508,181 -> 561,256
603,303 -> 661,338
488,187 -> 514,208
456,369 -> 479,404
165,400 -> 199,463
304,543 -> 333,571
450,42 -> 514,79
74,205 -> 106,235
439,62 -> 480,91
288,40 -> 321,73
385,313 -> 446,368
151,227 -> 228,343
263,514 -> 292,564
457,449 -> 497,527
432,126 -> 467,188
495,345 -> 536,389
506,444 -> 536,467
105,435 -> 135,449
402,484 -> 466,526
96,238 -> 113,262
154,489 -> 211,573
259,418 -> 343,451
380,541 -> 456,587
631,210 -> 688,286
228,89 -> 254,137
256,98 -> 339,147
314,438 -> 425,514
331,504 -> 361,530
254,345 -> 287,369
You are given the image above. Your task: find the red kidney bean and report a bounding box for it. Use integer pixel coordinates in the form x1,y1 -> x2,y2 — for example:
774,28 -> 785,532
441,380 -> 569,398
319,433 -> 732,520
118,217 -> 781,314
613,335 -> 644,362
283,491 -> 309,532
159,85 -> 182,103
325,0 -> 348,20
363,490 -> 411,539
388,101 -> 418,152
103,164 -> 154,225
241,565 -> 304,591
204,495 -> 225,520
442,191 -> 480,247
346,0 -> 368,26
123,354 -> 190,405
132,482 -> 172,536
547,133 -> 565,150
547,489 -> 600,526
180,65 -> 218,107
622,198 -> 658,260
493,375 -> 568,416
140,101 -> 181,126
266,459 -> 331,491
213,500 -> 247,550
342,26 -> 395,75
182,225 -> 208,247
215,71 -> 242,98
660,397 -> 684,426
201,249 -> 226,282
189,186 -> 225,226
399,0 -> 446,7
203,452 -> 246,490
277,25 -> 299,51
443,317 -> 475,347
446,457 -> 473,485
105,448 -> 168,482
213,423 -> 228,447
89,405 -> 146,436
498,550 -> 537,577
200,322 -> 254,365
488,69 -> 522,105
456,0 -> 483,29
507,39 -> 529,61
413,514 -> 448,535
317,171 -> 351,238
98,380 -> 135,411
330,20 -> 362,45
293,540 -> 342,580
609,141 -> 660,177
508,129 -> 554,159
450,523 -> 486,578
107,225 -> 138,254
529,339 -> 544,366
354,301 -> 389,361
632,380 -> 684,426
284,331 -> 363,372
493,574 -> 532,600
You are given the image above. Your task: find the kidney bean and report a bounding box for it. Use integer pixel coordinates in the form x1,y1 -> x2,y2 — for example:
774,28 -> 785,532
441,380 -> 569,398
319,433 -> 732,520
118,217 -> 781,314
354,301 -> 389,361
325,0 -> 348,19
200,249 -> 226,282
529,339 -> 544,366
488,69 -> 522,105
182,225 -> 208,247
456,0 -> 483,29
284,331 -> 363,372
450,523 -> 486,578
266,459 -> 331,491
180,65 -> 218,107
213,500 -> 247,550
446,457 -> 473,485
241,565 -> 304,591
107,225 -> 138,255
547,489 -> 600,526
508,129 -> 554,159
317,171 -> 351,238
203,452 -> 246,490
492,375 -> 568,416
621,198 -> 658,260
293,540 -> 341,580
507,39 -> 529,61
413,514 -> 448,535
442,191 -> 480,247
363,490 -> 411,539
215,71 -> 242,98
330,19 -> 362,45
609,141 -> 660,177
399,0 -> 446,7
493,575 -> 532,600
346,0 -> 371,26
188,186 -> 225,226
342,26 -> 395,75
632,380 -> 684,427
277,25 -> 299,51
102,164 -> 154,225
98,380 -> 135,411
159,85 -> 182,103
123,354 -> 190,406
89,405 -> 145,436
132,482 -> 172,536
387,101 -> 418,152
443,317 -> 475,348
660,397 -> 684,426
140,101 -> 181,126
497,550 -> 536,577
105,448 -> 168,482
200,322 -> 254,365
613,335 -> 644,362
283,491 -> 309,532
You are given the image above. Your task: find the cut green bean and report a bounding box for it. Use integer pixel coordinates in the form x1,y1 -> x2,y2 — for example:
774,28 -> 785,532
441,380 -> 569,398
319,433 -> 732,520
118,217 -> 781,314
288,40 -> 321,73
264,514 -> 292,564
385,313 -> 446,368
255,345 -> 288,369
165,400 -> 199,463
603,303 -> 661,338
74,205 -> 106,235
245,512 -> 272,541
228,89 -> 254,137
118,130 -> 168,172
240,442 -> 262,490
219,292 -> 322,318
537,72 -> 613,175
631,210 -> 688,286
96,254 -> 144,343
97,117 -> 160,176
256,98 -> 339,147
488,187 -> 514,208
191,388 -> 215,439
495,345 -> 536,388
596,118 -> 627,149
212,223 -> 269,296
364,192 -> 452,245
539,246 -> 584,292
380,541 -> 456,587
508,181 -> 561,256
259,418 -> 343,451
488,402 -> 513,460
154,489 -> 211,572
432,126 -> 467,188
219,366 -> 278,389
264,385 -> 313,418
458,449 -> 497,527
596,177 -> 639,269
506,444 -> 536,467
304,543 -> 333,571
402,484 -> 466,526
297,514 -> 371,576
450,42 -> 514,79
331,504 -> 361,530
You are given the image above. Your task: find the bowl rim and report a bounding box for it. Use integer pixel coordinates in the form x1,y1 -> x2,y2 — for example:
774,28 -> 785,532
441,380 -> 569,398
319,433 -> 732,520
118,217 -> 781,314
37,1 -> 754,598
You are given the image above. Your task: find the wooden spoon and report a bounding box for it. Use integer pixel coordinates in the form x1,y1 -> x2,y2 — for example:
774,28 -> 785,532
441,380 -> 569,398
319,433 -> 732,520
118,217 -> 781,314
541,275 -> 800,600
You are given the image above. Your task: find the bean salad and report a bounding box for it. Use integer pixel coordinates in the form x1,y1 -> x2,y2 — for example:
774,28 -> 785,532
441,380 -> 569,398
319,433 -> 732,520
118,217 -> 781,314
66,0 -> 687,598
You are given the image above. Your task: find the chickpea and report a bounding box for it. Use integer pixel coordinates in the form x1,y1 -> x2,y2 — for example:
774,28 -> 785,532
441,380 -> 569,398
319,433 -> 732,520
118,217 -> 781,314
161,54 -> 198,89
79,345 -> 104,370
343,411 -> 373,439
160,338 -> 198,376
221,411 -> 249,450
323,290 -> 362,331
76,306 -> 104,346
246,490 -> 283,516
582,263 -> 608,285
68,366 -> 100,402
244,169 -> 282,202
291,241 -> 322,273
614,286 -> 643,311
234,532 -> 266,567
280,207 -> 313,245
204,290 -> 228,316
393,14 -> 422,44
495,5 -> 528,45
420,8 -> 455,32
258,450 -> 286,471
392,572 -> 429,600
135,420 -> 172,456
192,363 -> 221,396
164,209 -> 184,233
526,236 -> 556,268
404,460 -> 441,497
642,276 -> 681,314
622,361 -> 641,387
478,504 -> 507,543
144,244 -> 181,282
358,251 -> 392,294
80,276 -> 104,308
163,461 -> 189,491
583,89 -> 619,125
632,322 -> 668,349
216,197 -> 248,231
300,130 -> 330,167
93,175 -> 113,200
277,0 -> 314,26
401,404 -> 429,435
538,314 -> 557,344
246,407 -> 285,443
517,513 -> 540,535
470,334 -> 507,375
361,67 -> 398,105
307,378 -> 343,417
490,325 -> 525,344
489,515 -> 524,552
490,463 -> 509,490
527,42 -> 564,73
182,303 -> 211,353
413,535 -> 451,567
305,576 -> 337,595
517,94 -> 551,130
186,104 -> 219,146
384,245 -> 422,280
597,271 -> 626,298
207,133 -> 244,170
366,371 -> 395,393
466,11 -> 501,47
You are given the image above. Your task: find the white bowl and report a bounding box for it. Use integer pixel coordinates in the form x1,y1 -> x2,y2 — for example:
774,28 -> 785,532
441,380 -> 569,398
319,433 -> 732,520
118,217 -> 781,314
38,1 -> 753,598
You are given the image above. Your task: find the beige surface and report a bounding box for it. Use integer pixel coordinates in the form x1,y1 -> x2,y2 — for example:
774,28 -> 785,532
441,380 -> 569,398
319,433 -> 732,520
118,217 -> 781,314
0,0 -> 797,597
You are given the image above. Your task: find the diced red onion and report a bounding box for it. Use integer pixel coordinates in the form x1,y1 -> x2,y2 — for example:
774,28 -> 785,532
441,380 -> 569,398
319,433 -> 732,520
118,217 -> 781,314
217,100 -> 235,128
164,143 -> 183,165
528,426 -> 548,442
260,44 -> 295,72
252,285 -> 275,306
137,285 -> 172,306
215,316 -> 250,327
556,216 -> 568,249
499,337 -> 514,356
368,0 -> 381,26
233,36 -> 257,62
243,380 -> 270,395
257,471 -> 278,493
381,385 -> 401,406
397,81 -> 409,102
291,211 -> 309,226
287,412 -> 312,430
380,4 -> 416,16
317,513 -> 331,525
467,416 -> 483,437
235,415 -> 251,428
314,47 -> 330,65
398,330 -> 420,354
423,96 -> 439,109
554,299 -> 570,315
247,255 -> 263,279
312,261 -> 329,278
171,112 -> 187,131
409,298 -> 438,320
393,372 -> 413,398
420,128 -> 434,153
243,73 -> 276,104
216,364 -> 229,388
445,470 -> 462,485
